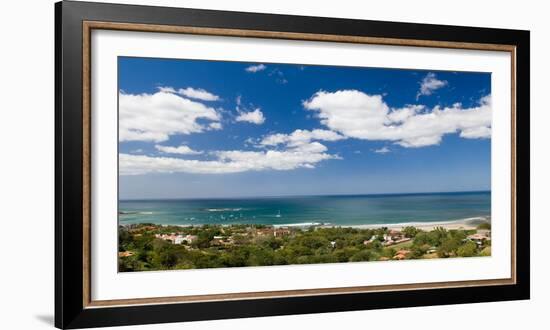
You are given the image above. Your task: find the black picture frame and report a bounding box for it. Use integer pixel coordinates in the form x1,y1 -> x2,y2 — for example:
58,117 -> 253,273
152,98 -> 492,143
55,1 -> 530,328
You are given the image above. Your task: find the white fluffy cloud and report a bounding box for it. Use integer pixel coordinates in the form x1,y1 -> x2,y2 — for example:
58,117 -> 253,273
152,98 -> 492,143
260,129 -> 346,147
374,146 -> 391,154
459,126 -> 492,139
119,90 -> 221,142
386,105 -> 425,123
177,87 -> 220,101
303,90 -> 491,148
157,86 -> 220,101
208,122 -> 223,130
155,144 -> 203,155
245,64 -> 266,73
157,86 -> 176,93
119,142 -> 339,175
417,73 -> 448,99
235,108 -> 266,125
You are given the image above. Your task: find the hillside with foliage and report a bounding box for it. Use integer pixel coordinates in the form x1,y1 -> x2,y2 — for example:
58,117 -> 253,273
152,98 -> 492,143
118,223 -> 491,272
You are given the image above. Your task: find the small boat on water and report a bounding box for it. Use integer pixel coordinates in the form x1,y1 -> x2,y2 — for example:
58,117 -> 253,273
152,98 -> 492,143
275,210 -> 282,218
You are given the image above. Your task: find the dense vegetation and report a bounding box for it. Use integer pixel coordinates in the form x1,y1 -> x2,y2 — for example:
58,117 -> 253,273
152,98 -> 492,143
118,223 -> 491,272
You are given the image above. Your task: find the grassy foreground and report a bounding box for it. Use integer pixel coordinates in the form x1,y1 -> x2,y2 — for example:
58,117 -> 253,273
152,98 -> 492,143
118,223 -> 491,272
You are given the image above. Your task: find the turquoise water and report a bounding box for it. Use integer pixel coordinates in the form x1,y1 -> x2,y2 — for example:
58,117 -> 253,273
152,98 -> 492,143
118,191 -> 490,227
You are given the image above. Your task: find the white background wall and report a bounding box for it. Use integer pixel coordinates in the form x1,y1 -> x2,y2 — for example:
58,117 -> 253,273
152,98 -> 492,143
0,0 -> 546,329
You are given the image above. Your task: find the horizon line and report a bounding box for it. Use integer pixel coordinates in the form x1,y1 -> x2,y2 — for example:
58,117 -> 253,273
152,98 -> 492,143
119,189 -> 491,202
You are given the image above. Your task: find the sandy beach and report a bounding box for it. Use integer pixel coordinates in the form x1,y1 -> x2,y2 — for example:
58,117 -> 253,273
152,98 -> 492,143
321,216 -> 490,231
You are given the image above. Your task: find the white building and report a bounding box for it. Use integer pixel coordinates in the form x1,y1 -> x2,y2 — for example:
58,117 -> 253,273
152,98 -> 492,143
174,235 -> 185,245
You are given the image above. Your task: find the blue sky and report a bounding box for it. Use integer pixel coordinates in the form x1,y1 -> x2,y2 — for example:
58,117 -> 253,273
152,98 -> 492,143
118,56 -> 491,199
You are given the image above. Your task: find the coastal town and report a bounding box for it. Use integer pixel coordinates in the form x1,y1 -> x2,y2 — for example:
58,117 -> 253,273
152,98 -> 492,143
118,221 -> 491,271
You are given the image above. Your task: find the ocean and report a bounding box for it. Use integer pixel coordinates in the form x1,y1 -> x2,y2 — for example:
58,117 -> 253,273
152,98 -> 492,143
118,191 -> 491,227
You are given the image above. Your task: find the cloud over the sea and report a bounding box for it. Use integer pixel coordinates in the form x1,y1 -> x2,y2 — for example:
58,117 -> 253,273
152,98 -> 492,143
260,129 -> 346,147
416,72 -> 448,99
374,146 -> 391,154
120,142 -> 340,175
119,90 -> 222,142
245,64 -> 266,73
155,144 -> 203,155
176,87 -> 220,101
235,108 -> 266,125
303,90 -> 491,148
119,80 -> 491,175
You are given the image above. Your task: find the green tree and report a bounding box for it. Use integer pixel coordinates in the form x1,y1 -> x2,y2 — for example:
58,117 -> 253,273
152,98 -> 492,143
477,222 -> 491,230
437,236 -> 460,258
299,235 -> 329,250
479,246 -> 491,256
350,250 -> 373,262
380,248 -> 396,259
457,241 -> 478,257
334,247 -> 360,262
409,244 -> 429,259
152,249 -> 179,268
402,226 -> 420,238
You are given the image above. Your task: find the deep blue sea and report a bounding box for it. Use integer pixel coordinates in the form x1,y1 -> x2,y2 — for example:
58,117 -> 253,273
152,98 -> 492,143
118,191 -> 490,227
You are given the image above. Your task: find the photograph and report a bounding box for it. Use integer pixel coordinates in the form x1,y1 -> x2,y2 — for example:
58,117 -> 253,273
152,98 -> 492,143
117,57 -> 493,272
50,1 -> 530,327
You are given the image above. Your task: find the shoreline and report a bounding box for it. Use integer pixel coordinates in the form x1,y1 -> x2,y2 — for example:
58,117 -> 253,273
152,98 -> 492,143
337,217 -> 489,231
122,216 -> 490,231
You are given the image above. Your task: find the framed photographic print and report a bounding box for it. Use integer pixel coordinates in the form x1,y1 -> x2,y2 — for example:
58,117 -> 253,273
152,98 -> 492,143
55,1 -> 530,328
